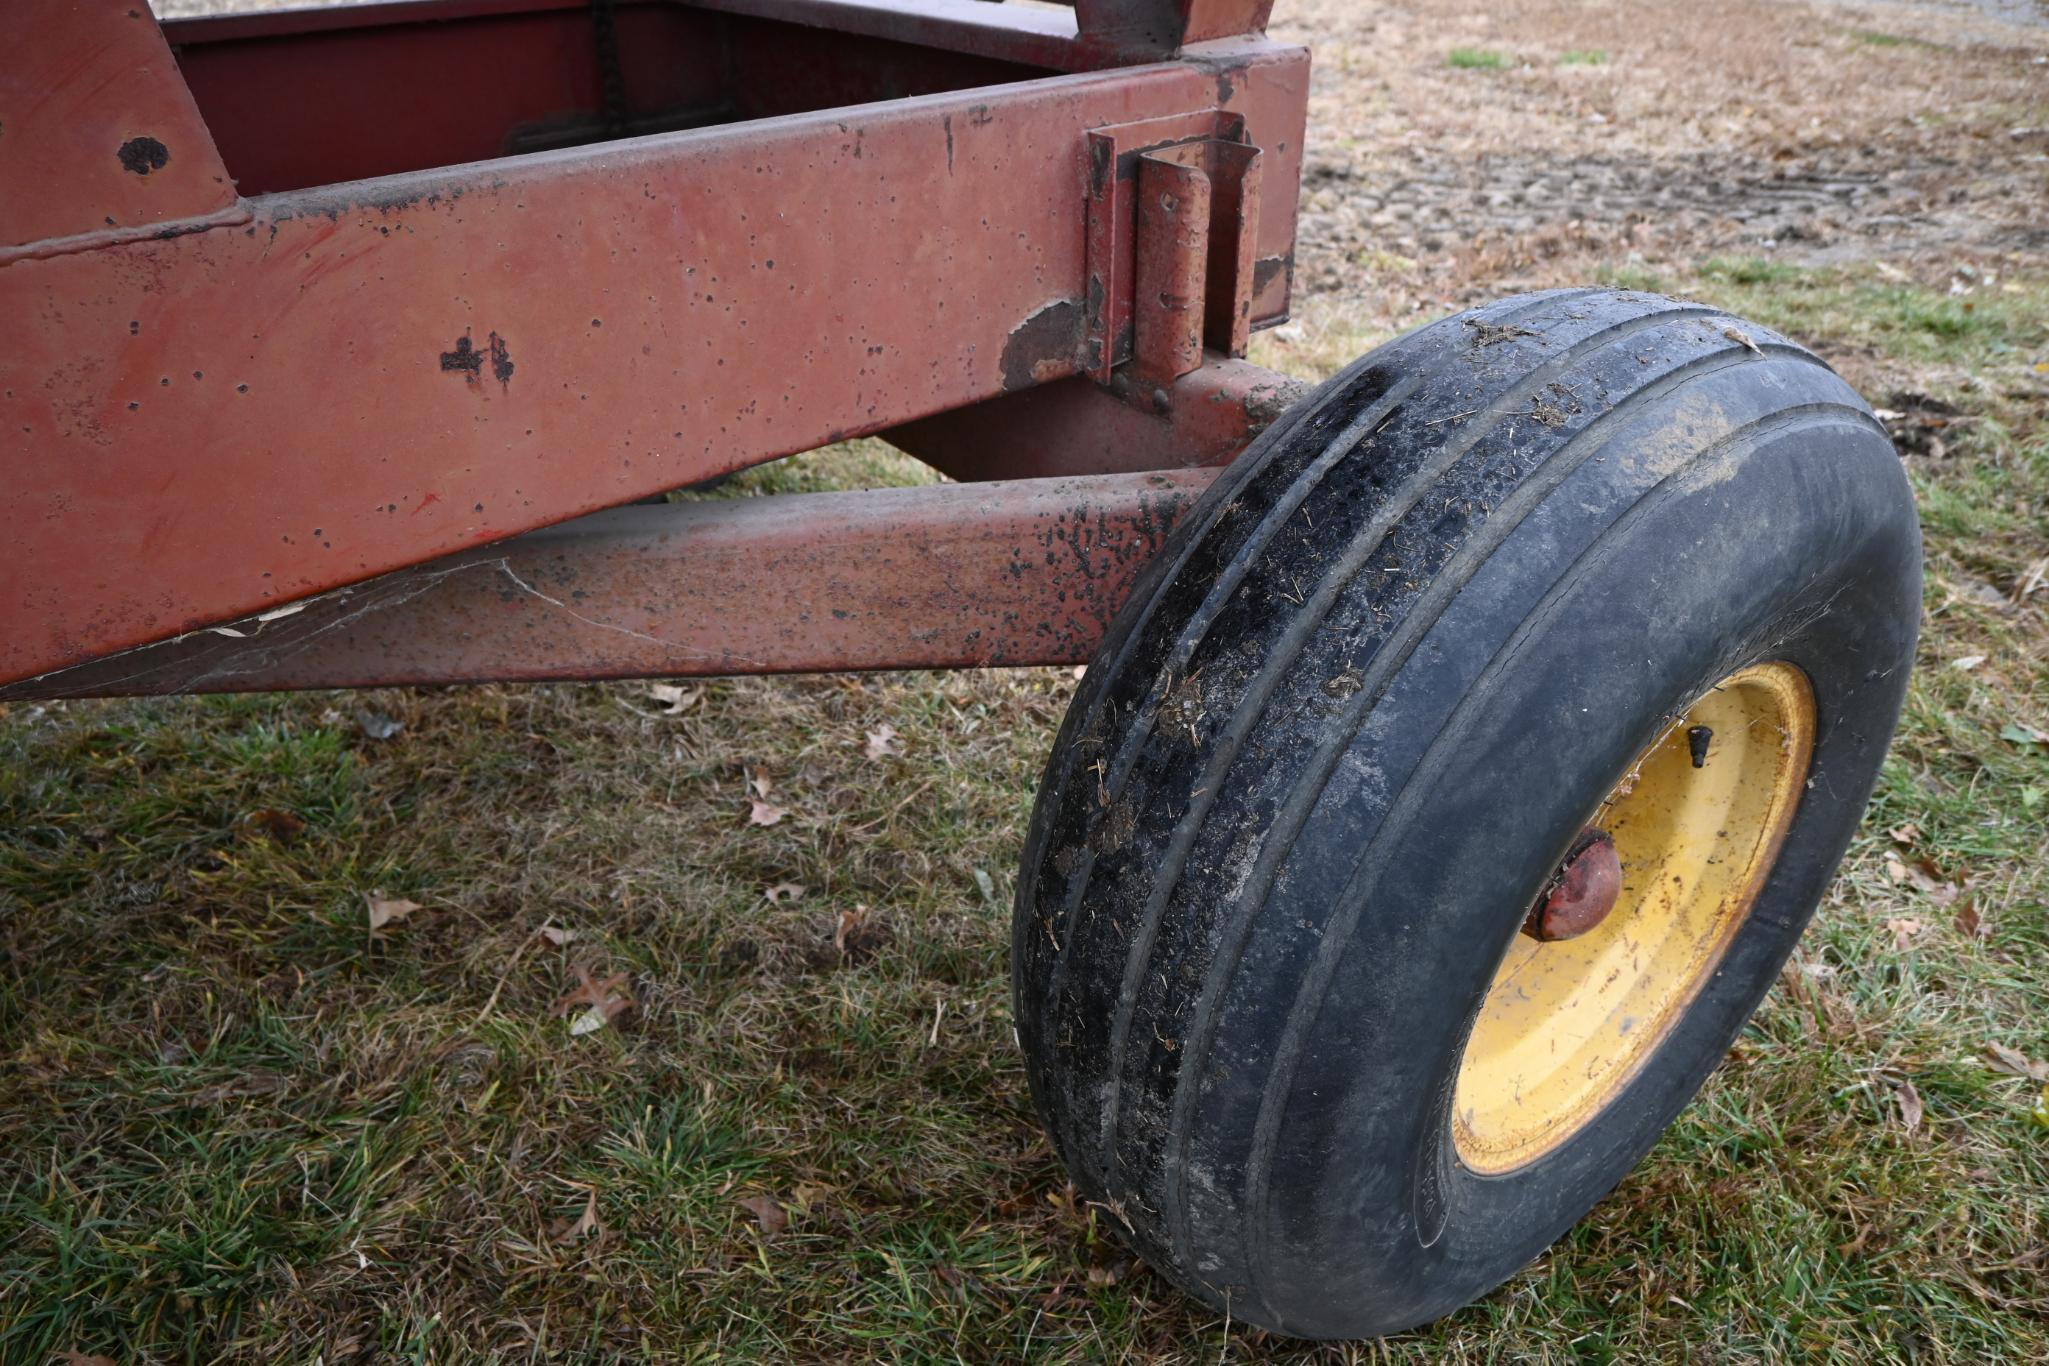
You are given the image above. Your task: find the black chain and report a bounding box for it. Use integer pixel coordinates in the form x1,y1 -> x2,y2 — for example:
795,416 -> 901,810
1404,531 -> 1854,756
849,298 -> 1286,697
590,0 -> 631,138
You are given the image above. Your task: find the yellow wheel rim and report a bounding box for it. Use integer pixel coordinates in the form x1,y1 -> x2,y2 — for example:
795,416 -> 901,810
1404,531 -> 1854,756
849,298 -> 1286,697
1452,662 -> 1817,1174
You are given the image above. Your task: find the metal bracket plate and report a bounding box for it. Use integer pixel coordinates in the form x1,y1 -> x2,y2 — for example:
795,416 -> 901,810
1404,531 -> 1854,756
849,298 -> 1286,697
1083,112 -> 1262,381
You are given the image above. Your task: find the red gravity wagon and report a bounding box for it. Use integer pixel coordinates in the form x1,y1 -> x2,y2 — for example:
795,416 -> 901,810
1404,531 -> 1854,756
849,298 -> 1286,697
1,0 -> 1920,1337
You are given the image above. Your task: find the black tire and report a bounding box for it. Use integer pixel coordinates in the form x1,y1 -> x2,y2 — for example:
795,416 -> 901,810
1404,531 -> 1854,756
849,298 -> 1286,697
1012,289 -> 1920,1338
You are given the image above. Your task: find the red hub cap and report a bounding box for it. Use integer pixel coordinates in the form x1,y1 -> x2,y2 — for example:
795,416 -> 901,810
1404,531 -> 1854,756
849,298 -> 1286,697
1522,828 -> 1622,942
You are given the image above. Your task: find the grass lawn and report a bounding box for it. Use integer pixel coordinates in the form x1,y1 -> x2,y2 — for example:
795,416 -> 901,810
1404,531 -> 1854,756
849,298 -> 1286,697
3,263 -> 2045,1360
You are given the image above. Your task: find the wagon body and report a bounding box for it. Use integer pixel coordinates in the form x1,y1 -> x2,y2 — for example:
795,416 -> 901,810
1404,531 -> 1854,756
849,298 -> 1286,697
2,0 -> 1307,698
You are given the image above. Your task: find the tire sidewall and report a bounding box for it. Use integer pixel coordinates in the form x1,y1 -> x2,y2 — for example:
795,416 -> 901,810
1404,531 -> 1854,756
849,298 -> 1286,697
1255,418 -> 1919,1335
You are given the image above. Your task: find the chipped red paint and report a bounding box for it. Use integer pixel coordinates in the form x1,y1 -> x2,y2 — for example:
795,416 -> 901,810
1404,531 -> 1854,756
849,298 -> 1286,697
1,0 -> 1306,690
1080,111 -> 1284,381
1133,148 -> 1212,384
1,0 -> 242,257
1523,829 -> 1624,942
0,470 -> 1218,698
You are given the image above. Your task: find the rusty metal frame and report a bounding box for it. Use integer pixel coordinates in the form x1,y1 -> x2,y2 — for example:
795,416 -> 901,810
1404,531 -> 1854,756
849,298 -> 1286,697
2,470 -> 1217,698
1,0 -> 1309,697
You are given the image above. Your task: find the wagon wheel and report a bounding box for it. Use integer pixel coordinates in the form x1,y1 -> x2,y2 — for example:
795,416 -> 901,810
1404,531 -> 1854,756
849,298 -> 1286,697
1012,289 -> 1920,1338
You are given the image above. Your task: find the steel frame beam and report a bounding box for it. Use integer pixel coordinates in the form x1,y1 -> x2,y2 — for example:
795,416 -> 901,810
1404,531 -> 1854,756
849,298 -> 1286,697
886,357 -> 1306,482
0,470 -> 1218,698
1,0 -> 1306,694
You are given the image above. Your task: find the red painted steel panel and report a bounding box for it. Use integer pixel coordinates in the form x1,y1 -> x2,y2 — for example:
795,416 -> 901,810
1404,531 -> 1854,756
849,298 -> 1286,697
159,0 -> 1267,71
1,0 -> 240,253
160,0 -> 599,43
719,15 -> 1047,120
1172,0 -> 1275,43
167,4 -> 732,195
1075,0 -> 1273,52
0,45 -> 1305,688
164,3 -> 1045,197
660,0 -> 1089,69
0,469 -> 1218,697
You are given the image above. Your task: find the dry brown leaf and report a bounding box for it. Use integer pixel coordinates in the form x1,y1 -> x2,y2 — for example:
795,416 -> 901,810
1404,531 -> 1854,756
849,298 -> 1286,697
763,882 -> 806,904
1721,325 -> 1763,355
749,772 -> 774,800
245,807 -> 307,842
1884,917 -> 1927,951
551,966 -> 634,1027
366,894 -> 422,932
1985,1042 -> 2049,1082
551,1187 -> 602,1245
1888,823 -> 1921,846
647,682 -> 702,715
1903,855 -> 1962,905
864,723 -> 902,761
738,1193 -> 787,1236
749,799 -> 788,827
790,1181 -> 834,1211
1883,855 -> 1910,885
1893,1080 -> 1924,1133
1953,898 -> 1987,941
55,1354 -> 117,1366
537,924 -> 578,947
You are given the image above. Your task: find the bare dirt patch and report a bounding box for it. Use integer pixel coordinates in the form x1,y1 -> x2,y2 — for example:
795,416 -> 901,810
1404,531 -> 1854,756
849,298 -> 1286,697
1277,0 -> 2049,314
